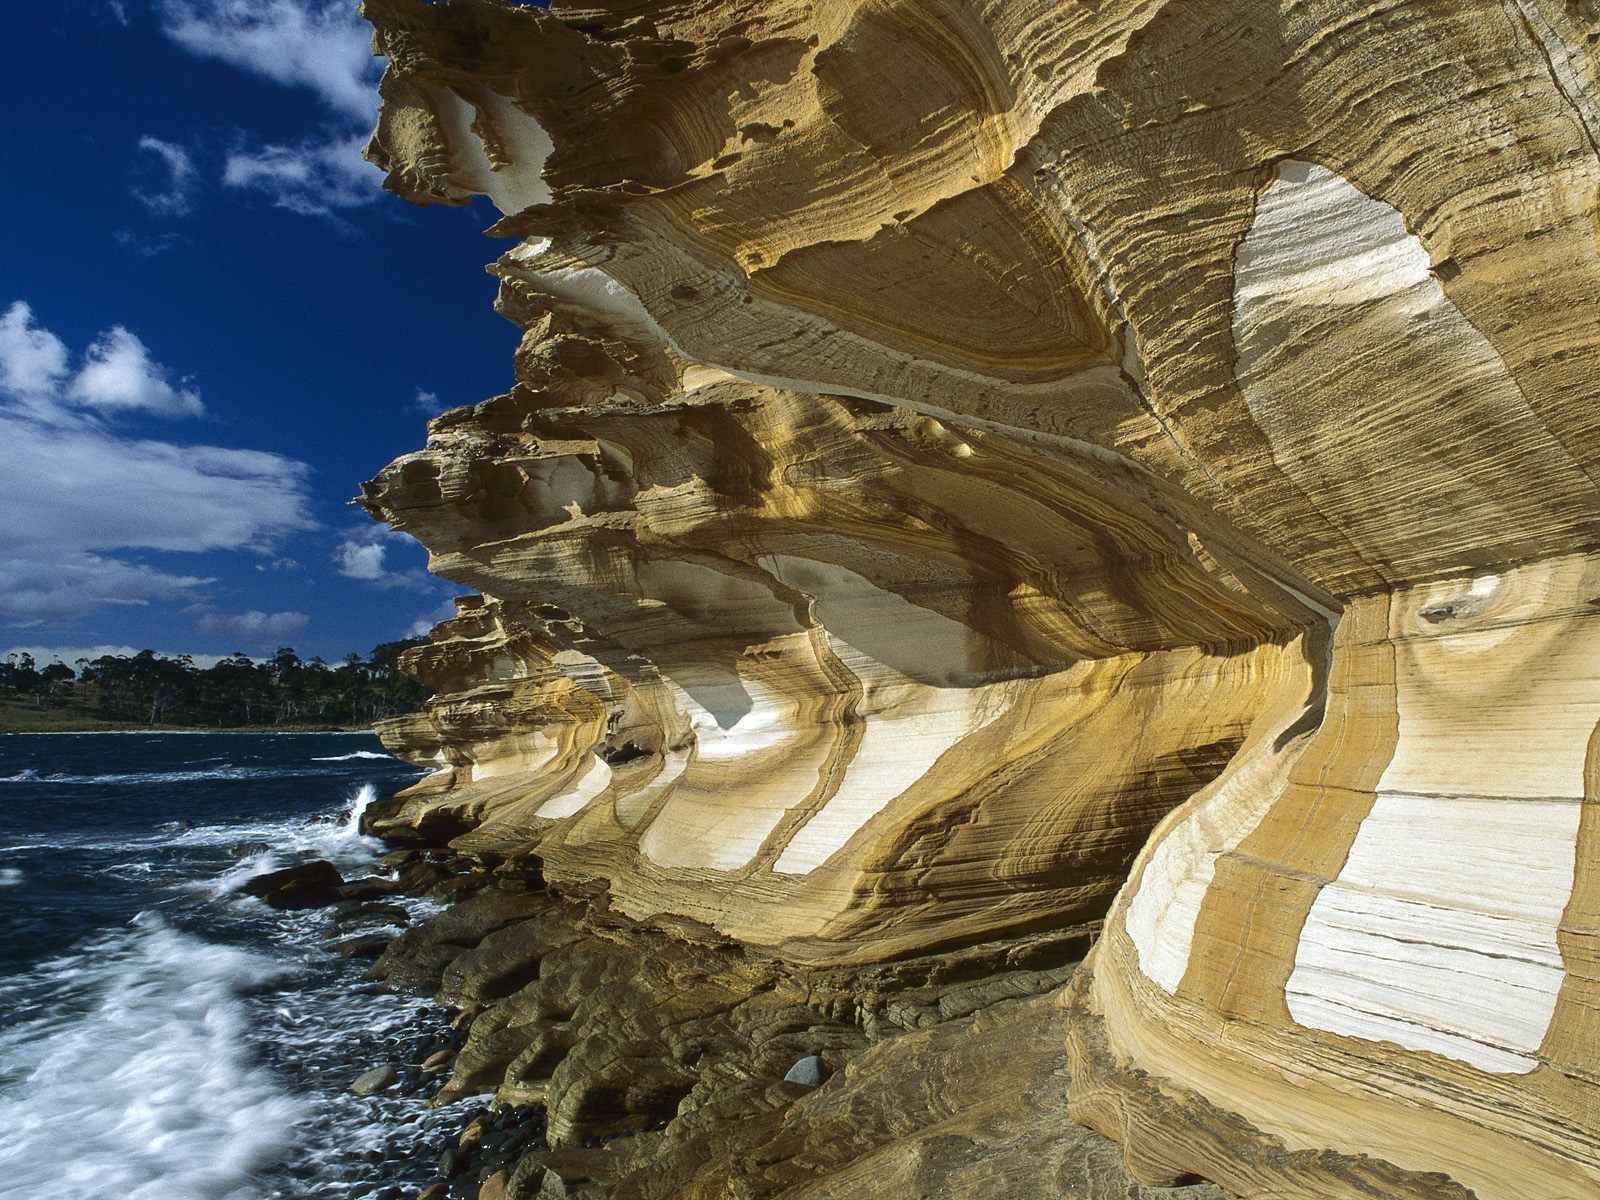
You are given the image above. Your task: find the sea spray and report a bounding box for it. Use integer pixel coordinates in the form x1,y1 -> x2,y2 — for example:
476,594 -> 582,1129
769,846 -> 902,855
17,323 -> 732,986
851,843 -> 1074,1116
345,782 -> 379,838
0,732 -> 453,1199
0,916 -> 301,1200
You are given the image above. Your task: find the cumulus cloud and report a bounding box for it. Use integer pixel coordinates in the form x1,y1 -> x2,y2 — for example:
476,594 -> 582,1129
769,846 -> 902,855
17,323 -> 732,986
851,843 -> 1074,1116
154,0 -> 380,121
333,538 -> 388,581
0,304 -> 202,421
0,301 -> 314,623
195,609 -> 310,643
132,136 -> 198,217
333,528 -> 435,591
223,132 -> 380,217
70,326 -> 204,418
0,302 -> 69,402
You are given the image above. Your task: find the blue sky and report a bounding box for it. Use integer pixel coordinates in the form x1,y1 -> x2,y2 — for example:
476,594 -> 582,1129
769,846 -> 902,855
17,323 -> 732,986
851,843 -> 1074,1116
3,1 -> 519,665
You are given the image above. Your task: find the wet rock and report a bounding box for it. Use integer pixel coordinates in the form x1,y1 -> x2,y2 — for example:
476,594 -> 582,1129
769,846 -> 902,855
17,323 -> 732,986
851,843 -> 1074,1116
418,1185 -> 448,1200
240,859 -> 344,909
330,875 -> 407,903
370,891 -> 547,992
326,933 -> 392,959
439,1147 -> 467,1177
478,1170 -> 508,1200
351,1064 -> 398,1095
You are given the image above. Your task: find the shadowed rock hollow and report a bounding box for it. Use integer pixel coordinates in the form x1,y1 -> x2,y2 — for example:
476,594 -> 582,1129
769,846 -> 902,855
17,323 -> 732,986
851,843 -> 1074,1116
354,1 -> 1600,1196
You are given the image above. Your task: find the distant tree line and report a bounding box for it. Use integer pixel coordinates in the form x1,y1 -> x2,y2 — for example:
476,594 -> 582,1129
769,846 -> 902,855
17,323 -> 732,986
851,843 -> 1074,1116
0,642 -> 429,727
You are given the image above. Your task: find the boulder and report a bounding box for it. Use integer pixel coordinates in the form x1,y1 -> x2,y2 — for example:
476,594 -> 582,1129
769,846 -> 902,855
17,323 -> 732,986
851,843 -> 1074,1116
239,859 -> 343,909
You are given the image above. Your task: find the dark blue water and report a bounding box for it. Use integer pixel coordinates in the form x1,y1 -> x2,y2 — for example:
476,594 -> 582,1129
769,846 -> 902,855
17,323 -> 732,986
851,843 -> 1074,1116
0,733 -> 467,1200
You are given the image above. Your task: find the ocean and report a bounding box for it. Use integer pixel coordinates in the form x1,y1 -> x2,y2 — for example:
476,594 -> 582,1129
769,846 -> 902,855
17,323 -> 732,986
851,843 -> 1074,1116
0,732 -> 471,1200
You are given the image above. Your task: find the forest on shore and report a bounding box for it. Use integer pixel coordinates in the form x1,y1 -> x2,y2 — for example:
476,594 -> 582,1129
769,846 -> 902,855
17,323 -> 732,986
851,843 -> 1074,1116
0,643 -> 430,731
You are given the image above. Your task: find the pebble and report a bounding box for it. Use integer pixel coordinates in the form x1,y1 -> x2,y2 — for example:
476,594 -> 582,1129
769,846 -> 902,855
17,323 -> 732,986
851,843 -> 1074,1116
783,1054 -> 824,1086
351,1064 -> 398,1095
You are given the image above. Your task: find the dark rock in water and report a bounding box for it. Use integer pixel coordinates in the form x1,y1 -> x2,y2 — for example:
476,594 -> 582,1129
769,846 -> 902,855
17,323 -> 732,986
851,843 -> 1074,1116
431,872 -> 493,903
329,875 -> 407,903
240,859 -> 344,909
418,1185 -> 449,1200
330,901 -> 412,928
350,1064 -> 398,1095
783,1054 -> 825,1086
325,932 -> 392,959
439,1147 -> 466,1177
230,841 -> 273,858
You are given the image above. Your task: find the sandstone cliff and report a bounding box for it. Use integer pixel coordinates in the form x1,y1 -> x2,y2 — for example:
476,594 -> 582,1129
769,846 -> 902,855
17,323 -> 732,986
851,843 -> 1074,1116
356,1 -> 1600,1196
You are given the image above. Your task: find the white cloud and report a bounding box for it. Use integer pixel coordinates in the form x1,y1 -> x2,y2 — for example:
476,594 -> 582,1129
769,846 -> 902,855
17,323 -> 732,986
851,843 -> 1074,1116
105,1 -> 130,26
223,132 -> 381,217
0,556 -> 212,625
132,136 -> 198,217
332,528 -> 434,590
69,326 -> 204,418
334,538 -> 387,581
3,645 -> 233,670
154,0 -> 380,122
1,304 -> 202,421
0,302 -> 69,401
0,302 -> 315,623
115,229 -> 189,259
151,1 -> 388,222
412,388 -> 447,415
195,609 -> 310,644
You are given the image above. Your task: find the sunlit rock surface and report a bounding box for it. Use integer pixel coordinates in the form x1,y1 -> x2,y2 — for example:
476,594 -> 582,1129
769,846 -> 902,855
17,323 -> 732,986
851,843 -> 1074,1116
358,1 -> 1600,1196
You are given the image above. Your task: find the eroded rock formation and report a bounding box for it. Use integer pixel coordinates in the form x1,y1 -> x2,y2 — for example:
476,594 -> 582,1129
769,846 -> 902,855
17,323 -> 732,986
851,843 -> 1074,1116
356,1 -> 1600,1196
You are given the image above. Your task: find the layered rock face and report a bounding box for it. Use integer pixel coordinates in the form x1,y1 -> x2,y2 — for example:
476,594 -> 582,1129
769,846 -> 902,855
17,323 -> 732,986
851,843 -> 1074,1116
357,1 -> 1600,1196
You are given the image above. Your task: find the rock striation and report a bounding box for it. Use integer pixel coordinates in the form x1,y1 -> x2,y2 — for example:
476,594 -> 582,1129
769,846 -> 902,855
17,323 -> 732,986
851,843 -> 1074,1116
356,1 -> 1600,1196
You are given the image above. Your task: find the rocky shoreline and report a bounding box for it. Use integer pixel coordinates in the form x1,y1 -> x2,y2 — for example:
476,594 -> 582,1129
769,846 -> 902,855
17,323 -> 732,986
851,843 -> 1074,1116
247,829 -> 1224,1199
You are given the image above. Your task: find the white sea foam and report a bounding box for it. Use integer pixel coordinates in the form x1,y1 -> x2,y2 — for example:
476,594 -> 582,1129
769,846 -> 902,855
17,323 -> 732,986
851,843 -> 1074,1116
192,786 -> 385,903
312,752 -> 393,762
0,915 -> 302,1200
344,783 -> 378,837
0,868 -> 22,887
0,767 -> 302,785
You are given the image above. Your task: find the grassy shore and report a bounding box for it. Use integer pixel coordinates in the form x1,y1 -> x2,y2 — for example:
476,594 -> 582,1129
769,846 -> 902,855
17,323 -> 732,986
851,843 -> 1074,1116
0,698 -> 368,734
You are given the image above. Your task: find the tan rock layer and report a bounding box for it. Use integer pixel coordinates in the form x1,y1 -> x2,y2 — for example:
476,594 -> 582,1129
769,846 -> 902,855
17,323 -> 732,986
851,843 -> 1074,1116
355,0 -> 1600,1195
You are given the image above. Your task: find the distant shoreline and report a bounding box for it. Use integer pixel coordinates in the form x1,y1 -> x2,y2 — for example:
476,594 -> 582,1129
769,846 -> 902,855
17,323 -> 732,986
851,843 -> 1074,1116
2,726 -> 375,736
